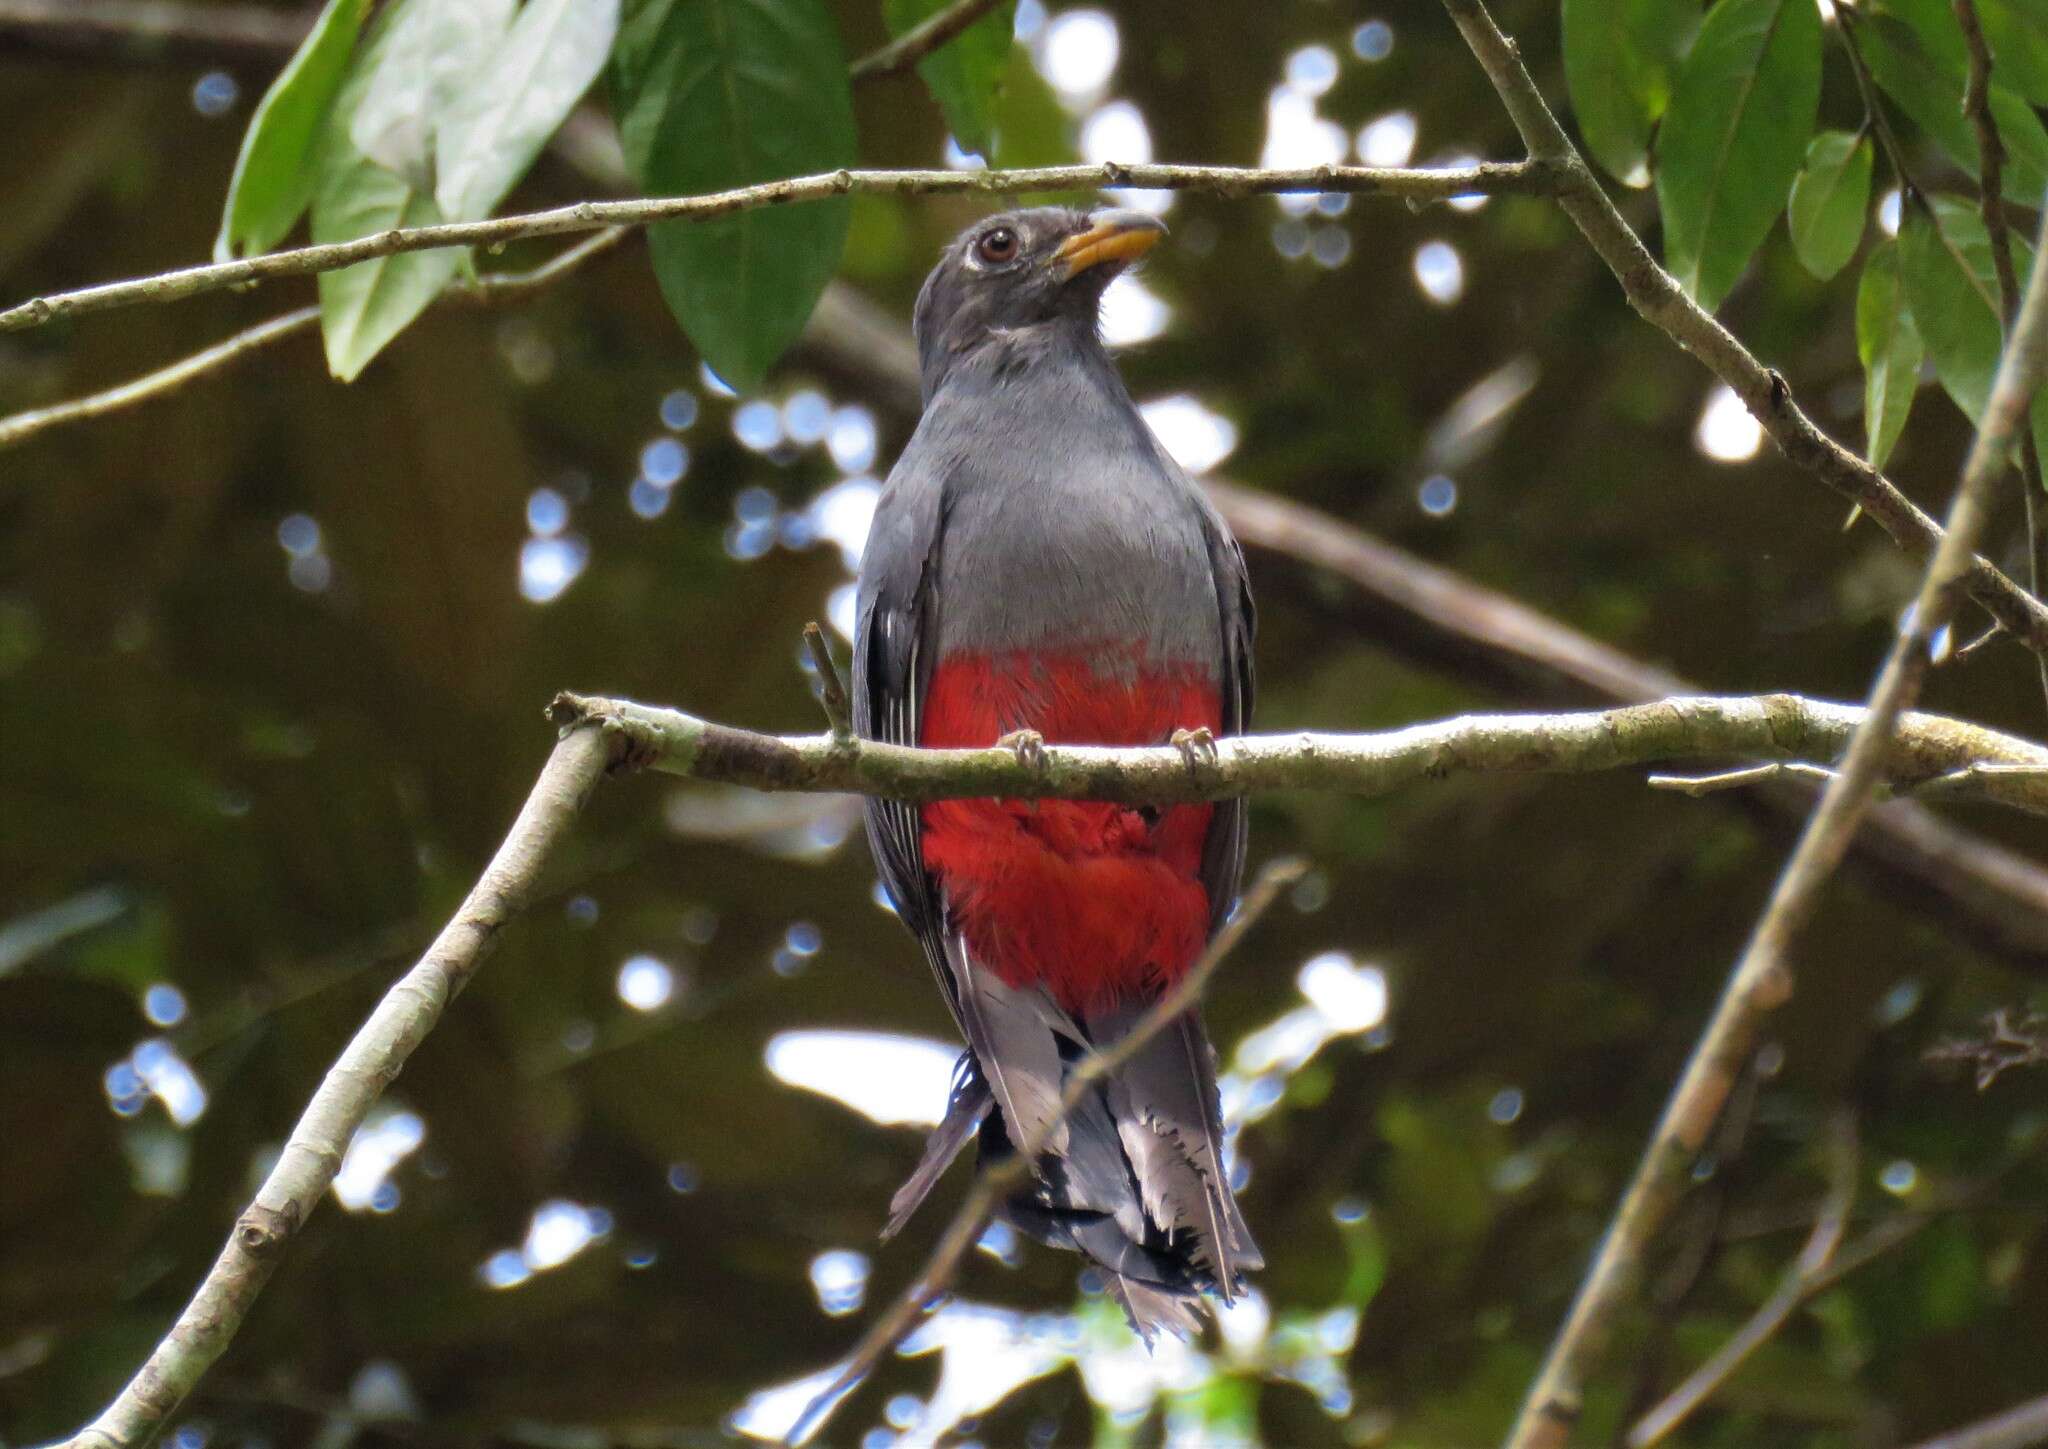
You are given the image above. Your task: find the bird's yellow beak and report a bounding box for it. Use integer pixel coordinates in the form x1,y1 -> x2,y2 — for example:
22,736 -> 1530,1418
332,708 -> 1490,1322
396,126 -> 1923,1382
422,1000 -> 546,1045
1053,211 -> 1166,278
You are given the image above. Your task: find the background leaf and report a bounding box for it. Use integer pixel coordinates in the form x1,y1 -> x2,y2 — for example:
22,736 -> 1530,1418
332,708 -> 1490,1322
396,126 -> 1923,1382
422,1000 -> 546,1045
1856,12 -> 2048,205
882,0 -> 1015,162
611,0 -> 858,392
1977,0 -> 2048,107
347,0 -> 515,190
1787,130 -> 1871,280
1855,239 -> 1923,470
312,8 -> 466,382
1655,0 -> 1822,310
1897,195 -> 2048,465
1562,0 -> 1699,183
436,0 -> 621,221
214,0 -> 369,261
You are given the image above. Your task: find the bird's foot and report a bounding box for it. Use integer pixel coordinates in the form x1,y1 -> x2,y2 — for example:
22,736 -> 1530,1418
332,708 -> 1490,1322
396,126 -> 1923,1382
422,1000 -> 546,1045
996,728 -> 1047,773
1171,726 -> 1219,768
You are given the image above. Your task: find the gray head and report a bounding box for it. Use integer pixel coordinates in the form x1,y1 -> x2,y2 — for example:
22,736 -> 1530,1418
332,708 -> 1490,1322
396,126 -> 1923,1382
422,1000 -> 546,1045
912,206 -> 1165,400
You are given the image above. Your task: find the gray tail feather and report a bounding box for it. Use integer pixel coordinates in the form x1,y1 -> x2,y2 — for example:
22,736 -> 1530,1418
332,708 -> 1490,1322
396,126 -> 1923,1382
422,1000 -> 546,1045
883,1055 -> 991,1240
883,935 -> 1259,1336
1112,1276 -> 1207,1346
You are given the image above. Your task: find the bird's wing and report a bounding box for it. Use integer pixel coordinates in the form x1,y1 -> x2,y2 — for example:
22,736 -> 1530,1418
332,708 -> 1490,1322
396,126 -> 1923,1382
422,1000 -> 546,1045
1195,488 -> 1257,933
852,452 -> 959,1030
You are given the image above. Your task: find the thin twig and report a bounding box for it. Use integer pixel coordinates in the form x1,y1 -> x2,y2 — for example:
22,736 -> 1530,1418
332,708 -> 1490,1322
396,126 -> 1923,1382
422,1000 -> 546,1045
1647,763 -> 1843,796
546,690 -> 2048,817
802,621 -> 853,741
51,721 -> 623,1449
1435,0 -> 2048,662
1907,1393 -> 2048,1449
1836,6 -> 1923,204
1954,0 -> 2048,718
849,0 -> 1008,81
1499,113 -> 2048,1449
0,305 -> 317,449
0,160 -> 1558,334
0,228 -> 627,451
782,857 -> 1309,1447
1627,1113 -> 1859,1447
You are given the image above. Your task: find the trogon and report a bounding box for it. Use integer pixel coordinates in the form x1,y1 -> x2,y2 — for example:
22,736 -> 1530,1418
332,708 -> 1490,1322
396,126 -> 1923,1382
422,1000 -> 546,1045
853,206 -> 1261,1337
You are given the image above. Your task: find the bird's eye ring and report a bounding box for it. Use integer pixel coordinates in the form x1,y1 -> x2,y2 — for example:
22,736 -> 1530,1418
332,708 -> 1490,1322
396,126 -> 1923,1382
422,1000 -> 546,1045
975,227 -> 1020,265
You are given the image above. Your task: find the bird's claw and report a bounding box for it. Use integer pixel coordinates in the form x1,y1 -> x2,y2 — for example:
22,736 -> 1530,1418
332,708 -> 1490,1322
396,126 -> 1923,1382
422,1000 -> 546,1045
996,728 -> 1048,773
1171,726 -> 1219,768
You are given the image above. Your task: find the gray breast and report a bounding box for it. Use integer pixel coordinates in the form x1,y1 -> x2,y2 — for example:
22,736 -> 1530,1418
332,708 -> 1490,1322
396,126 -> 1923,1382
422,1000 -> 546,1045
916,349 -> 1224,672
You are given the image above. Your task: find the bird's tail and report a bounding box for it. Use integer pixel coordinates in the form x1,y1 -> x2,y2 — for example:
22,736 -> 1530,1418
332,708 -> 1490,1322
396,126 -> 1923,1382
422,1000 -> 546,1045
885,938 -> 1260,1342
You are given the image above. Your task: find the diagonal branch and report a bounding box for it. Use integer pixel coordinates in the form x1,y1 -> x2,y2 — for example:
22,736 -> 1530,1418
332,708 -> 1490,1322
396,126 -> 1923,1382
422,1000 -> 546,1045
0,160 -> 1558,334
1436,0 -> 2048,661
1504,169 -> 2048,1447
1953,0 -> 2048,714
849,0 -> 1009,81
53,721 -> 624,1449
781,856 -> 1308,1448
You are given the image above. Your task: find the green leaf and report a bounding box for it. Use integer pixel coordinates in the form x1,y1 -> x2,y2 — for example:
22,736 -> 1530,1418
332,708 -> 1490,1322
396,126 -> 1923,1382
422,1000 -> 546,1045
1897,194 -> 2048,463
1856,13 -> 2048,205
214,0 -> 369,261
1787,130 -> 1871,279
987,43 -> 1076,169
883,0 -> 1015,161
1899,195 -> 2014,425
612,0 -> 857,391
436,0 -> 621,221
1978,0 -> 2048,107
1855,240 -> 1923,469
1562,0 -> 1699,183
348,0 -> 514,189
1654,0 -> 1822,310
311,6 -> 466,381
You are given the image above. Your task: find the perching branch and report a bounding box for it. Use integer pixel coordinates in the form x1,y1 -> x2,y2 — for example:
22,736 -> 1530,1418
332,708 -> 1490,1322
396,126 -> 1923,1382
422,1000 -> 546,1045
0,228 -> 626,451
1504,179 -> 2048,1448
782,857 -> 1308,1448
550,690 -> 2048,814
1436,0 -> 2048,661
0,160 -> 1557,334
52,722 -> 623,1449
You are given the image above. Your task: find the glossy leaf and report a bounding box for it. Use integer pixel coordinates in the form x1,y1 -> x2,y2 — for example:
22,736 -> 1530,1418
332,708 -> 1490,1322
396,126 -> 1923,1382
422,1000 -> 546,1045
1856,13 -> 2048,205
612,0 -> 858,391
1562,0 -> 1699,183
312,7 -> 466,381
1655,0 -> 1822,310
1855,240 -> 1923,470
436,0 -> 621,221
1897,194 -> 2048,465
882,0 -> 1015,161
214,0 -> 369,261
349,0 -> 514,190
1978,0 -> 2048,107
1787,130 -> 1871,280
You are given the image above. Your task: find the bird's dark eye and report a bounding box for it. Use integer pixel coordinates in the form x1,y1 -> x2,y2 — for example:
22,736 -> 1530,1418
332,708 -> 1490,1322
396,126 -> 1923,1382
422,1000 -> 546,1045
975,227 -> 1020,265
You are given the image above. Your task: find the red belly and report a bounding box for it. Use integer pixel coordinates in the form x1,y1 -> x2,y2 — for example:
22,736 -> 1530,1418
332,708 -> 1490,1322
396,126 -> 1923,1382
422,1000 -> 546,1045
918,645 -> 1221,1014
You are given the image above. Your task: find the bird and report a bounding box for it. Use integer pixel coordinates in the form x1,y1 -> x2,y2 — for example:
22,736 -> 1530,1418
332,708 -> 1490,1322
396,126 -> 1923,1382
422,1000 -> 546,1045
852,205 -> 1260,1338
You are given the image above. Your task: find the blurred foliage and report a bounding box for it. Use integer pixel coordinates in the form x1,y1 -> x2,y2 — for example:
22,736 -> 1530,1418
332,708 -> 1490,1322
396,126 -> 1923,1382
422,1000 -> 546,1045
6,0 -> 2048,1445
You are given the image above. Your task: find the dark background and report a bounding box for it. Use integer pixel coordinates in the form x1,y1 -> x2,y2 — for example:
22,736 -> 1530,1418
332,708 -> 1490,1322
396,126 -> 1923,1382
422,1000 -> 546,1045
5,1 -> 2048,1444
